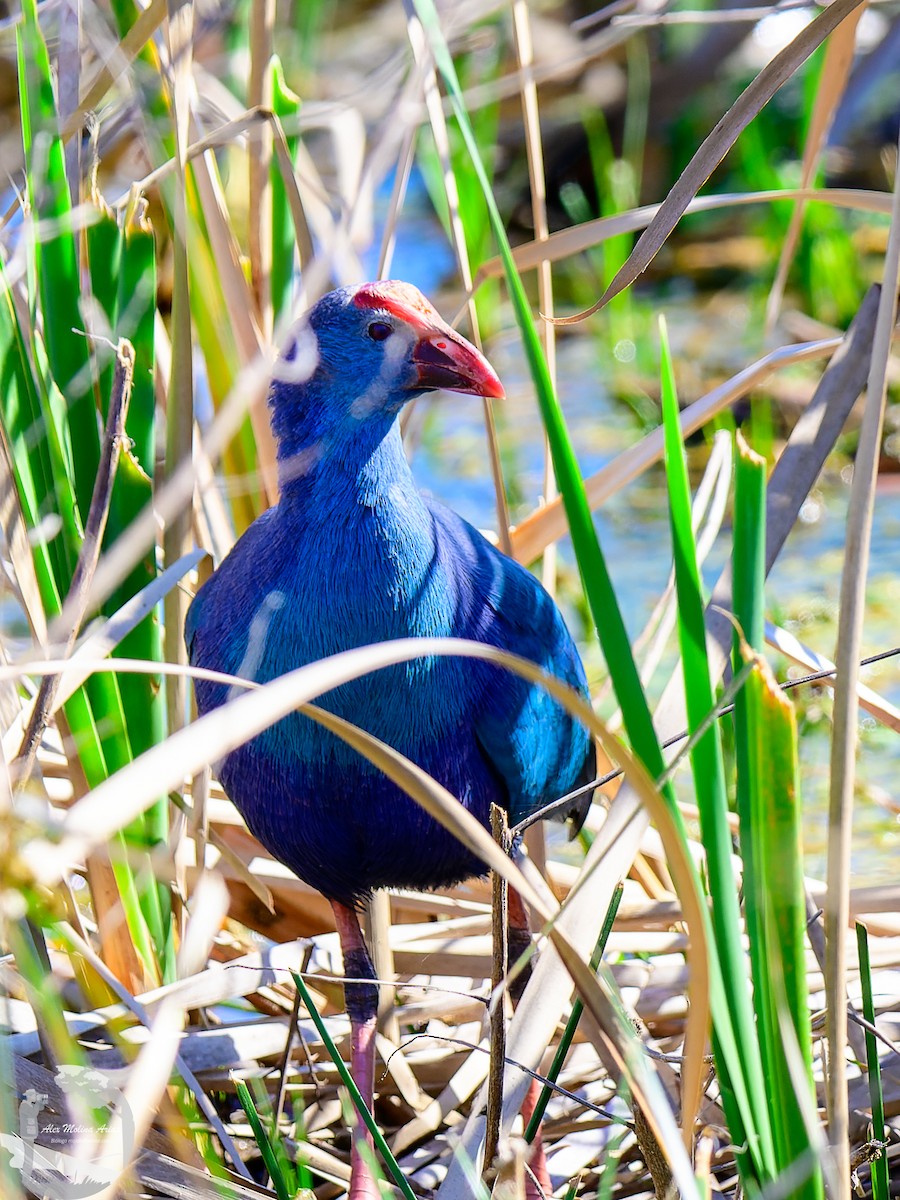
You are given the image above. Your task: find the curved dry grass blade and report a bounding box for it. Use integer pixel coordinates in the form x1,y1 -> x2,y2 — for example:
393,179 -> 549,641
91,996 -> 183,1200
510,336 -> 840,565
825,129 -> 900,1187
52,550 -> 206,710
550,0 -> 867,323
300,691 -> 704,1199
473,188 -> 893,284
23,638 -> 708,1194
765,6 -> 866,333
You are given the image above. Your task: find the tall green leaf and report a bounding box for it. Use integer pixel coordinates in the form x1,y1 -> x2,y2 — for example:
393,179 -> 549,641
659,319 -> 774,1182
270,57 -> 301,325
17,0 -> 100,528
732,432 -> 822,1198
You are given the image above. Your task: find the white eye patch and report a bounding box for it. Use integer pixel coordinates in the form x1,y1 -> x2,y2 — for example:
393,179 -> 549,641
275,323 -> 319,386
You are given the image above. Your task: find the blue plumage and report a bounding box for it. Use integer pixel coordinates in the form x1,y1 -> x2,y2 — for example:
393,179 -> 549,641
186,282 -> 594,907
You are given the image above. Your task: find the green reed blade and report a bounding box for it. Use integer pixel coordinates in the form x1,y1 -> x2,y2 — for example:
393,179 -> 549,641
732,430 -> 822,1196
0,272 -> 69,604
743,657 -> 822,1198
524,883 -> 623,1143
855,922 -> 889,1200
233,1078 -> 296,1200
659,318 -> 774,1181
291,970 -> 417,1200
8,916 -> 90,1075
3,215 -> 165,986
731,434 -> 773,1079
0,267 -> 80,591
413,9 -> 767,1179
84,194 -> 124,422
412,0 -> 663,782
270,56 -> 301,325
107,203 -> 173,979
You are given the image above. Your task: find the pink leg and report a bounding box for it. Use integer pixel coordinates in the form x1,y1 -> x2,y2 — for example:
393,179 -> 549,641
520,1077 -> 551,1198
332,901 -> 380,1200
508,889 -> 551,1199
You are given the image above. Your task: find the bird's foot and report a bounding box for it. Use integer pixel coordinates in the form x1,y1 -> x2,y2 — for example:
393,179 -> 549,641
523,1140 -> 551,1200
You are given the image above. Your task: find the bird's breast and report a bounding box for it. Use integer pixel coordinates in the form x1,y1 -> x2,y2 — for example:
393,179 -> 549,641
193,497 -> 483,763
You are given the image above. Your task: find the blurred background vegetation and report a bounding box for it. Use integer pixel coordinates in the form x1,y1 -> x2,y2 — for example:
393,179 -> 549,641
2,0 -> 900,1197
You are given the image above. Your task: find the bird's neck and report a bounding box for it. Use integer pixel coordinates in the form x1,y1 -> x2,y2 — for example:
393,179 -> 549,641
278,421 -> 425,521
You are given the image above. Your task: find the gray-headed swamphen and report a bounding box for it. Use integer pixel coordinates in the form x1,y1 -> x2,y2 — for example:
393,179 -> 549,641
186,281 -> 595,1198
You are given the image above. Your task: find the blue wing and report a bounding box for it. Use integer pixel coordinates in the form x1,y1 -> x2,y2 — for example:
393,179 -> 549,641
428,501 -> 595,833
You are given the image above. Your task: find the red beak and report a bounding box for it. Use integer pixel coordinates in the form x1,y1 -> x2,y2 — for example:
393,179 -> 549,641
410,328 -> 505,399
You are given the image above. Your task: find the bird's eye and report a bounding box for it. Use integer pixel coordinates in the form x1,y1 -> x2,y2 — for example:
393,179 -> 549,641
367,321 -> 393,342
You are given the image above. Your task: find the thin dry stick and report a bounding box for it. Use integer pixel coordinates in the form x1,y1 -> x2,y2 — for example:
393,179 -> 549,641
512,0 -> 556,588
405,6 -> 513,555
273,968 -> 303,1125
825,131 -> 900,1195
474,188 -> 893,286
15,340 -> 135,784
376,124 -> 418,280
365,891 -> 399,1043
162,0 -> 195,739
484,803 -> 511,1177
804,894 -> 867,1064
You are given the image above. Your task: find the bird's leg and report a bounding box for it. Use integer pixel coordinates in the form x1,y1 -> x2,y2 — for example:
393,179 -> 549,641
332,901 -> 380,1200
508,887 -> 551,1199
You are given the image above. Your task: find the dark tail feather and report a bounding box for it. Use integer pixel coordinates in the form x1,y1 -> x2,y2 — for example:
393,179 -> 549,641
565,738 -> 596,839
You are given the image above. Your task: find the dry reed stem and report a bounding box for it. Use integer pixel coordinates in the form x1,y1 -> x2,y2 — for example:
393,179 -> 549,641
824,132 -> 900,1194
764,4 -> 866,334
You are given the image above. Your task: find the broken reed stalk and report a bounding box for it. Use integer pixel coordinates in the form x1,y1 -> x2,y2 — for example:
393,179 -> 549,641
484,802 -> 511,1178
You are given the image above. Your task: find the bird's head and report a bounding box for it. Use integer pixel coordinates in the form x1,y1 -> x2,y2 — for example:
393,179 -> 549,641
270,282 -> 504,485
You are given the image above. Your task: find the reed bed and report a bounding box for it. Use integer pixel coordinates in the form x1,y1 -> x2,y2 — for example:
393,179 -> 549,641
1,1 -> 899,1198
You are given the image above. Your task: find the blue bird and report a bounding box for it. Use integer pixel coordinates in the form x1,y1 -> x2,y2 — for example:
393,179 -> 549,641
186,281 -> 594,1198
